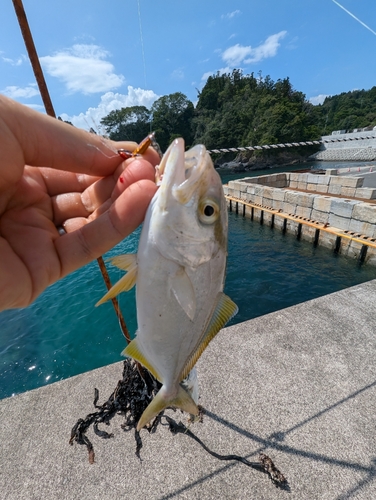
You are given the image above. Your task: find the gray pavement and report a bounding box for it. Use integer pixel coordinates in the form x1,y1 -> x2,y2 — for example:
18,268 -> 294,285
337,165 -> 376,187
1,279 -> 376,499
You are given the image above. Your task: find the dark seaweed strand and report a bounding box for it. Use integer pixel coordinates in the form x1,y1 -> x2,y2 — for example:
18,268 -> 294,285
69,359 -> 288,489
69,359 -> 161,462
162,415 -> 289,489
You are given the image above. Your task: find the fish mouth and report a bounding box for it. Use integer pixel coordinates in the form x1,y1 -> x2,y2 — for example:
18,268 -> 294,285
157,138 -> 207,208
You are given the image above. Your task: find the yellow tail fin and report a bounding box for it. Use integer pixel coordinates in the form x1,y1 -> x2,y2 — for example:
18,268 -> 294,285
137,384 -> 198,431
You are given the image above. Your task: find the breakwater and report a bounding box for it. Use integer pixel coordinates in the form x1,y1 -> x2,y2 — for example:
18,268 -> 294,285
312,129 -> 376,161
224,170 -> 376,265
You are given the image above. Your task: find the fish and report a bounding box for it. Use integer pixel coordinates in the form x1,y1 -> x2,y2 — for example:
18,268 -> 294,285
96,138 -> 238,430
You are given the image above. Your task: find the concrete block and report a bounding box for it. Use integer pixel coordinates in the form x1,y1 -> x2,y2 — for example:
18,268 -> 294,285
272,200 -> 285,211
319,231 -> 339,250
306,174 -> 321,184
317,175 -> 330,185
298,193 -> 315,208
295,206 -> 312,219
240,191 -> 248,201
223,185 -> 229,196
348,220 -> 375,236
272,188 -> 287,202
232,181 -> 246,192
285,191 -> 301,205
311,209 -> 329,223
326,169 -> 338,175
289,181 -> 298,189
228,180 -> 236,188
255,175 -> 271,185
253,195 -> 263,205
283,202 -> 296,215
233,189 -> 241,199
307,183 -> 317,192
330,199 -> 359,218
355,188 -> 376,200
341,176 -> 364,188
328,184 -> 342,195
328,214 -> 351,231
353,203 -> 376,222
261,186 -> 274,199
297,182 -> 307,190
315,184 -> 329,193
253,185 -> 265,196
289,172 -> 301,183
246,185 -> 256,196
261,198 -> 274,209
313,196 -> 332,212
347,240 -> 364,259
340,187 -> 356,197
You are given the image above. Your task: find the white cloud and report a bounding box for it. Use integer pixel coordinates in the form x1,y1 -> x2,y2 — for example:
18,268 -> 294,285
1,85 -> 40,99
1,54 -> 27,66
40,44 -> 125,94
222,31 -> 287,66
309,94 -> 330,105
222,10 -> 241,20
60,86 -> 159,130
171,69 -> 184,80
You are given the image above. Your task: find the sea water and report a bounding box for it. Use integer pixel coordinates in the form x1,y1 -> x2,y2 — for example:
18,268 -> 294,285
1,162 -> 376,399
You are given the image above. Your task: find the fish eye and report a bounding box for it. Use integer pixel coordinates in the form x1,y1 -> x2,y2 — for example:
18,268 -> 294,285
198,198 -> 219,224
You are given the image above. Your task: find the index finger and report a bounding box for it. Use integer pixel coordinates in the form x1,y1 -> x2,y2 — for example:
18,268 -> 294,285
0,96 -> 159,182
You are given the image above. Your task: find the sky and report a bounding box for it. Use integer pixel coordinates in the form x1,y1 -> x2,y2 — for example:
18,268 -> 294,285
1,0 -> 376,132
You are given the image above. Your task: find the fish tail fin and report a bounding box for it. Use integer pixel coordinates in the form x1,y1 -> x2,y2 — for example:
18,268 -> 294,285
137,385 -> 199,431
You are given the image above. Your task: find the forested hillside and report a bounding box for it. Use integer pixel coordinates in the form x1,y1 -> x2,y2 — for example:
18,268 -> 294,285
99,70 -> 376,157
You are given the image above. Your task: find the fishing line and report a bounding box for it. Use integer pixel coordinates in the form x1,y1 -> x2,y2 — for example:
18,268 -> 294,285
137,0 -> 148,89
137,0 -> 154,133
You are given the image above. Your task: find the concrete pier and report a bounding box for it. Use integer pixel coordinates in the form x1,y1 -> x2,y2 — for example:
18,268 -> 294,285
224,170 -> 376,265
1,279 -> 376,499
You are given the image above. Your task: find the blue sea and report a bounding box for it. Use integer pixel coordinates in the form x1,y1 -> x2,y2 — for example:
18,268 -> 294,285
1,160 -> 376,399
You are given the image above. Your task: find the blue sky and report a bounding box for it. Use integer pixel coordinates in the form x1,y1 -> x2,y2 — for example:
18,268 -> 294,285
1,0 -> 375,131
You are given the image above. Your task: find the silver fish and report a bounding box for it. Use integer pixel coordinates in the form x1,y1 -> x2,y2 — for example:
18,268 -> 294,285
96,138 -> 237,430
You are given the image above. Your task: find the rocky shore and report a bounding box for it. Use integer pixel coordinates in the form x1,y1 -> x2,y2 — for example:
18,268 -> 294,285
214,151 -> 310,172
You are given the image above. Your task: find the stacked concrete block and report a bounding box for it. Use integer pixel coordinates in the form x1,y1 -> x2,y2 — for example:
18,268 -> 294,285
225,172 -> 376,264
351,203 -> 376,238
253,173 -> 288,188
328,199 -> 360,231
311,197 -> 331,224
355,188 -> 376,200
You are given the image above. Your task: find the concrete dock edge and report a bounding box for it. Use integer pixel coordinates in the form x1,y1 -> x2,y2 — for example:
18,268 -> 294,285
1,279 -> 376,499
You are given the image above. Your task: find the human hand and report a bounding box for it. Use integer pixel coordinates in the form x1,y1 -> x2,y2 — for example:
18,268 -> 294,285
0,96 -> 159,310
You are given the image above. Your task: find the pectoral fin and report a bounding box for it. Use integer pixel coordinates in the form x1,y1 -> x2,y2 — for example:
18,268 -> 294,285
136,384 -> 199,431
95,253 -> 137,306
180,292 -> 238,381
169,267 -> 196,321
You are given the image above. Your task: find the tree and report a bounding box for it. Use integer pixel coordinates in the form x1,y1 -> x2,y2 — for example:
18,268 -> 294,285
100,106 -> 151,142
150,93 -> 194,151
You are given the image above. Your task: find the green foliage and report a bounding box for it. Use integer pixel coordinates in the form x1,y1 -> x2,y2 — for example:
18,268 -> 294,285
99,72 -> 376,159
150,92 -> 194,151
317,88 -> 376,134
194,70 -> 320,153
100,106 -> 151,142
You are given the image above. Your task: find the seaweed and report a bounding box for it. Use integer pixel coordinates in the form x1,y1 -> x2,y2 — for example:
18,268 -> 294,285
69,358 -> 288,489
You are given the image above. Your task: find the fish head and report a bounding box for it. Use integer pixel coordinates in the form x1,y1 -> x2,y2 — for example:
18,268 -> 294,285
151,138 -> 227,268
